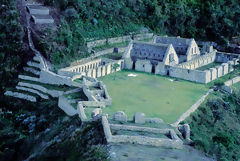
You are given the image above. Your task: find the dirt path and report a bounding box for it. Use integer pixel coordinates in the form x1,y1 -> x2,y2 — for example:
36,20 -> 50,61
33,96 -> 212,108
109,143 -> 215,161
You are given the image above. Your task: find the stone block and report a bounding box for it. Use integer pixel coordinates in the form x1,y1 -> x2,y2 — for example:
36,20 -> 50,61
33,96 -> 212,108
178,124 -> 190,140
133,112 -> 146,124
92,69 -> 96,78
216,66 -> 223,78
113,111 -> 127,122
106,64 -> 111,75
91,108 -> 102,118
222,63 -> 228,75
233,58 -> 239,65
145,118 -> 163,124
102,66 -> 106,76
228,61 -> 234,72
124,58 -> 133,70
97,67 -> 102,77
209,68 -> 217,80
87,70 -> 92,77
27,5 -> 49,15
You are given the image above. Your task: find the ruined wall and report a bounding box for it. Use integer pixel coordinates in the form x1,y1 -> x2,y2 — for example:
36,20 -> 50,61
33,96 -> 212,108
135,59 -> 152,73
170,59 -> 237,84
215,52 -> 239,63
177,51 -> 216,69
169,67 -> 211,84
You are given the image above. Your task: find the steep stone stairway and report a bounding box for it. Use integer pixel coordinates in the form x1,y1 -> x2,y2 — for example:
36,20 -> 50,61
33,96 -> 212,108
24,0 -> 54,24
5,55 -> 49,102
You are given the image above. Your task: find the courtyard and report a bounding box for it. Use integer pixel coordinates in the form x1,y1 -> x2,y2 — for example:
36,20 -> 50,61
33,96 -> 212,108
99,70 -> 208,123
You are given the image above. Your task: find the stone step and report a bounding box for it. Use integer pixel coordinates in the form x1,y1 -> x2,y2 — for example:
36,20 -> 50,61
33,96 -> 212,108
24,0 -> 43,6
27,61 -> 42,69
31,14 -> 54,24
26,5 -> 49,15
18,75 -> 39,82
33,56 -> 41,63
18,81 -> 64,98
23,67 -> 40,76
16,86 -> 49,99
4,91 -> 37,102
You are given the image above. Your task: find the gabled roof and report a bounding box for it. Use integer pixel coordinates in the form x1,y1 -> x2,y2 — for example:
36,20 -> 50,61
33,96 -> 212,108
155,36 -> 195,55
131,41 -> 170,61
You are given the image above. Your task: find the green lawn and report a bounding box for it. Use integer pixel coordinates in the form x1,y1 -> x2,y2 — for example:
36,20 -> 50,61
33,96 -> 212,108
99,70 -> 208,123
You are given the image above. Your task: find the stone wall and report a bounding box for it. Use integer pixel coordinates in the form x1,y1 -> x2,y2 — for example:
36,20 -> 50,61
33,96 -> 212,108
39,69 -> 79,87
170,59 -> 236,84
59,59 -> 124,79
222,76 -> 240,93
215,51 -> 239,63
77,102 -> 87,121
172,89 -> 213,127
4,91 -> 37,102
110,124 -> 171,134
16,86 -> 49,99
135,59 -> 152,73
177,51 -> 216,69
58,96 -> 77,116
169,66 -> 211,83
87,33 -> 153,49
18,82 -> 64,98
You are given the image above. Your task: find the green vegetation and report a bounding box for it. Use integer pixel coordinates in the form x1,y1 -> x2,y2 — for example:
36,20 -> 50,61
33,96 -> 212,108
183,90 -> 240,161
99,70 -> 208,123
196,62 -> 222,71
92,41 -> 129,52
100,52 -> 123,60
39,0 -> 240,68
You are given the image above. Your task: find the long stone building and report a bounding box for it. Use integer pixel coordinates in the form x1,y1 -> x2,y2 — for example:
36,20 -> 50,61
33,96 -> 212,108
122,36 -> 239,83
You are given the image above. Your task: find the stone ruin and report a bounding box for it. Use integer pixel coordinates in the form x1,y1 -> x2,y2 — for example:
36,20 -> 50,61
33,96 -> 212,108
122,36 -> 239,84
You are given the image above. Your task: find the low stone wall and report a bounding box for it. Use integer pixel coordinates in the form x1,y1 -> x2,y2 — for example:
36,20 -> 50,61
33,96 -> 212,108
222,76 -> 240,93
23,67 -> 40,75
110,124 -> 171,134
18,75 -> 39,82
110,135 -> 183,149
102,115 -> 112,142
77,102 -> 87,121
172,89 -> 213,127
86,33 -> 153,49
4,91 -> 36,102
39,69 -> 80,87
58,96 -> 77,116
16,86 -> 49,99
18,82 -> 64,98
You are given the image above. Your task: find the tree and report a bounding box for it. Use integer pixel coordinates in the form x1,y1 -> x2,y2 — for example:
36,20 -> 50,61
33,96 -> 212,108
111,63 -> 120,80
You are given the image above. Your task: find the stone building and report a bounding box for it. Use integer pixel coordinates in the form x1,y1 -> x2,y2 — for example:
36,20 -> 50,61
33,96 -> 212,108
122,41 -> 179,74
153,36 -> 200,63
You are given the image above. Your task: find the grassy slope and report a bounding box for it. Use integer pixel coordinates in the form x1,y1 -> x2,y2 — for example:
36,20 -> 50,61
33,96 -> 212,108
99,70 -> 208,123
183,90 -> 240,161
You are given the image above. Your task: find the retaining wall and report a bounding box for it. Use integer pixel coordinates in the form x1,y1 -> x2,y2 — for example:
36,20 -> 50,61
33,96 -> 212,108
87,33 -> 153,49
58,96 -> 77,116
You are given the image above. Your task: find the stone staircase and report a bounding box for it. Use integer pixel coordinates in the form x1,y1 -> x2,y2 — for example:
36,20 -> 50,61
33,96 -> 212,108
25,0 -> 54,24
5,56 -> 49,102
